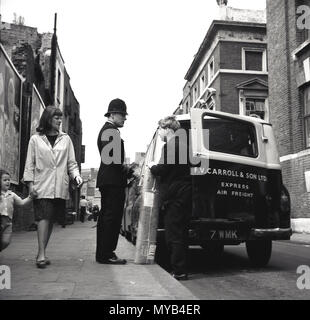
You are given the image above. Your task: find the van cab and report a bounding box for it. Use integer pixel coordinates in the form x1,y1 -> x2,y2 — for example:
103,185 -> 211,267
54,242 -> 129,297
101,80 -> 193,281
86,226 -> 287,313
123,109 -> 291,267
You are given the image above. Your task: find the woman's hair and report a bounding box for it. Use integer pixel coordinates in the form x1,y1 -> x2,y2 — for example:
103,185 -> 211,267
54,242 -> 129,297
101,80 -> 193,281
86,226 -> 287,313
0,168 -> 10,194
36,105 -> 63,134
158,116 -> 180,132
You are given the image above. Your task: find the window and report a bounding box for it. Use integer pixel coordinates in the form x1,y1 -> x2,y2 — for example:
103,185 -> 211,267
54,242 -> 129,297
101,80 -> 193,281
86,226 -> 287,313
65,87 -> 68,105
74,113 -> 79,134
57,69 -> 61,104
238,82 -> 268,121
242,48 -> 267,72
202,116 -> 257,157
193,85 -> 199,104
304,86 -> 310,147
245,98 -> 265,119
301,29 -> 310,43
245,51 -> 262,71
208,58 -> 214,81
200,72 -> 206,94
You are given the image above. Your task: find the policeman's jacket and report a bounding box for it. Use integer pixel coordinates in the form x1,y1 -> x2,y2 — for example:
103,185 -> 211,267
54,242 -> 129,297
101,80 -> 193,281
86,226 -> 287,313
96,121 -> 128,188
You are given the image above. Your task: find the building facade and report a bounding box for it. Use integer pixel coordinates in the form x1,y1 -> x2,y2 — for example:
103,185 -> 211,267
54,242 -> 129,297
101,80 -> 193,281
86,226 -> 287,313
0,18 -> 83,229
179,3 -> 268,122
81,168 -> 101,209
267,0 -> 310,227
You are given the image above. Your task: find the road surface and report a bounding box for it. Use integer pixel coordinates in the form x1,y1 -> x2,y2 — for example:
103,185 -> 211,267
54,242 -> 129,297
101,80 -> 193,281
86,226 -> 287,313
179,241 -> 310,299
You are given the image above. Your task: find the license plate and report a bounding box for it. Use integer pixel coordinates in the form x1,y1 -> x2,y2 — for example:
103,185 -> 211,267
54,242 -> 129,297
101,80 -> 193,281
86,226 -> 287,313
209,230 -> 238,240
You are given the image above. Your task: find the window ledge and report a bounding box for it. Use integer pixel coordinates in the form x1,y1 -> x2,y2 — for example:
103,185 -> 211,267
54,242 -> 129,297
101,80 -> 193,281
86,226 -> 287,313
292,39 -> 310,59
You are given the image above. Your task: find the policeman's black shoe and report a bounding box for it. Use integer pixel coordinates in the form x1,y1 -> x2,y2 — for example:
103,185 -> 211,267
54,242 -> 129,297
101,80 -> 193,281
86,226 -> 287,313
171,273 -> 188,281
97,254 -> 127,265
97,257 -> 127,265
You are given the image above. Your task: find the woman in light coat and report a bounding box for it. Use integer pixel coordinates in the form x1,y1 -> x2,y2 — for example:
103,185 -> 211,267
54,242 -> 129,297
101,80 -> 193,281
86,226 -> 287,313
24,106 -> 83,268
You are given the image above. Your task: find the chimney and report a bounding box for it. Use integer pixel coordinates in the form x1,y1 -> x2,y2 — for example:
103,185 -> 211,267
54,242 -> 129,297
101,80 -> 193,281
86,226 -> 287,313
54,13 -> 57,35
217,0 -> 228,6
217,0 -> 229,20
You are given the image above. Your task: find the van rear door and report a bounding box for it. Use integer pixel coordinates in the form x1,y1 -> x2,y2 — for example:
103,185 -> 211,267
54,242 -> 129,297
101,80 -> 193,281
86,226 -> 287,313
190,109 -> 283,233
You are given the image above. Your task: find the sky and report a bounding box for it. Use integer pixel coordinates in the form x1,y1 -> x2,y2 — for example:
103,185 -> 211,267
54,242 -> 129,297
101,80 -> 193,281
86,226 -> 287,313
1,0 -> 266,169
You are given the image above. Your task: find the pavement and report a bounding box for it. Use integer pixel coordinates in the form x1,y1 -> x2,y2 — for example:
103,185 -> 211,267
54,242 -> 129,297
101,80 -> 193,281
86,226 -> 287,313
1,220 -> 310,300
291,218 -> 310,234
288,231 -> 310,245
0,220 -> 197,300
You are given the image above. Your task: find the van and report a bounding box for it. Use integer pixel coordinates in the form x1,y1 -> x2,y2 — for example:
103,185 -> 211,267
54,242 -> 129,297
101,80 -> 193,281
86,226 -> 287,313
122,108 -> 291,267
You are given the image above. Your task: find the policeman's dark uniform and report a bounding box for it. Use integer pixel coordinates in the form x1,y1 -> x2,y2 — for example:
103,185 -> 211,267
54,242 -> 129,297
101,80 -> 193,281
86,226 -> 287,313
96,99 -> 131,263
150,136 -> 192,277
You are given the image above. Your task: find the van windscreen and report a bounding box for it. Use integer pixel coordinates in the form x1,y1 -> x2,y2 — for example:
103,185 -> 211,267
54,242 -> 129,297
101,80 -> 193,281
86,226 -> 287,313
202,117 -> 258,157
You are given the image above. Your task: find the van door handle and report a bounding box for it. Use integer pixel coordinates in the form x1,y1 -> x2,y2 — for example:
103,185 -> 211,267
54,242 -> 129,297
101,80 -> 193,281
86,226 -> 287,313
262,125 -> 268,143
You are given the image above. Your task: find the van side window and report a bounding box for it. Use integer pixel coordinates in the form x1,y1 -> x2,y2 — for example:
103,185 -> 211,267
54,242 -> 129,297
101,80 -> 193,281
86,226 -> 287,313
202,117 -> 257,157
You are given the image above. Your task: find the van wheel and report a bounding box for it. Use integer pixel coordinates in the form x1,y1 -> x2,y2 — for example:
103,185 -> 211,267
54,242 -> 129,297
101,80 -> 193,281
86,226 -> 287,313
246,240 -> 272,267
125,231 -> 132,242
132,235 -> 137,246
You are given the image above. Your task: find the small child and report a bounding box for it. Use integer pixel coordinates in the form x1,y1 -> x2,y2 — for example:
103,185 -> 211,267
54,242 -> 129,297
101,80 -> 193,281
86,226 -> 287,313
0,169 -> 37,252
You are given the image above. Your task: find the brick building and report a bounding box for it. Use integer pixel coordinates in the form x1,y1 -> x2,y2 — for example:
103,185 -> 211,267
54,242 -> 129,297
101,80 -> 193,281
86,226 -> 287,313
267,0 -> 310,228
0,18 -> 83,229
63,69 -> 83,212
178,2 -> 268,122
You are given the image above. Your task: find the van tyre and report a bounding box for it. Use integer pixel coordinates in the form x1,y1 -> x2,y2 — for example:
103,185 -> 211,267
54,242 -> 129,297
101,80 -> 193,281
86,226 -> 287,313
132,235 -> 137,246
246,240 -> 272,267
125,231 -> 132,242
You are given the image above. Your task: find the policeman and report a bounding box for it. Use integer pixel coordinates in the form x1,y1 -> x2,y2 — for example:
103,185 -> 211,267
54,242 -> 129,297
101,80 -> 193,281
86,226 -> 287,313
96,98 -> 133,264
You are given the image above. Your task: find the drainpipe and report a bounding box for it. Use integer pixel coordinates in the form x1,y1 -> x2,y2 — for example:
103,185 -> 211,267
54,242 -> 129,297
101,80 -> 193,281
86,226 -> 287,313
50,13 -> 57,105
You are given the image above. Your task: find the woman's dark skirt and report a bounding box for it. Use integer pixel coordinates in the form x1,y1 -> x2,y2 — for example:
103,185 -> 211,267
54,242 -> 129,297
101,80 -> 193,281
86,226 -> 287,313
33,198 -> 66,223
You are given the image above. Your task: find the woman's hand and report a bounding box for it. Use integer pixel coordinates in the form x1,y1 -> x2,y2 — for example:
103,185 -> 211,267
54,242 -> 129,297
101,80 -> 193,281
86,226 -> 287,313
28,182 -> 34,194
75,175 -> 83,187
147,161 -> 156,169
29,189 -> 38,199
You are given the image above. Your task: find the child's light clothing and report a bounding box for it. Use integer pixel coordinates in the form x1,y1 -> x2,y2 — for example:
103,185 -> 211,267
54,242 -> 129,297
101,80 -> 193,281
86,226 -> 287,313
0,216 -> 12,251
0,190 -> 25,251
0,190 -> 24,219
